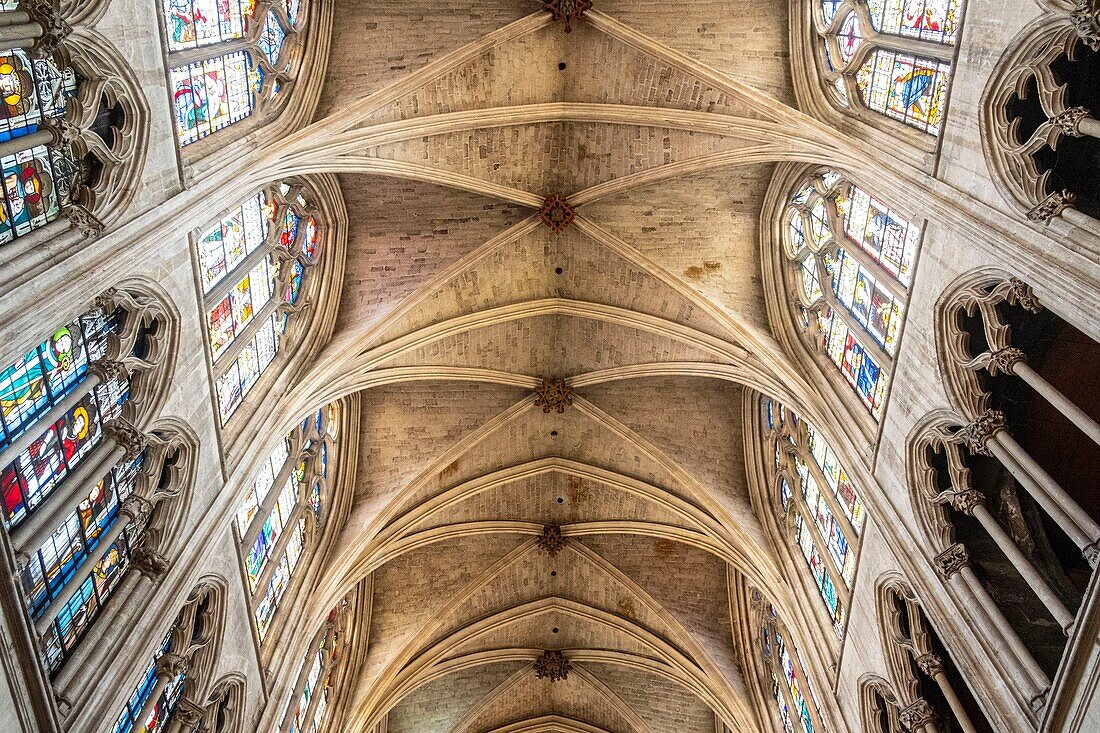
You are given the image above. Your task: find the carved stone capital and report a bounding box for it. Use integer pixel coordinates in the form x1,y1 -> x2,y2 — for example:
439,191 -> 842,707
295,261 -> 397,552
934,543 -> 970,579
898,698 -> 935,731
541,0 -> 592,32
120,495 -> 155,530
958,410 -> 1006,456
536,524 -> 567,557
533,650 -> 572,682
103,417 -> 147,460
89,358 -> 127,384
915,652 -> 944,678
1027,190 -> 1077,224
986,347 -> 1026,377
155,651 -> 188,678
949,489 -> 985,515
26,0 -> 72,58
1006,277 -> 1043,313
1071,0 -> 1100,51
533,377 -> 574,413
173,698 -> 206,726
93,287 -> 119,313
42,117 -> 83,148
539,194 -> 576,232
66,202 -> 105,239
131,546 -> 169,581
1050,106 -> 1093,137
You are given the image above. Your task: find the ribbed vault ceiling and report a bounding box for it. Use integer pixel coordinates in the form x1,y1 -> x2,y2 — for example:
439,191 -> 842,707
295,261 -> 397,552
301,2 -> 800,731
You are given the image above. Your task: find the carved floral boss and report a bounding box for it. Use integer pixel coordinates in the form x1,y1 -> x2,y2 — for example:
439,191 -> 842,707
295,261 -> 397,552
541,0 -> 593,33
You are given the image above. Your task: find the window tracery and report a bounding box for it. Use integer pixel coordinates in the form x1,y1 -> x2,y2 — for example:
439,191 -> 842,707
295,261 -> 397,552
198,180 -> 324,424
782,169 -> 921,418
235,404 -> 335,641
0,7 -> 147,264
750,588 -> 828,733
112,583 -> 222,733
812,0 -> 963,135
276,598 -> 349,733
159,0 -> 307,147
0,286 -> 185,675
763,399 -> 866,637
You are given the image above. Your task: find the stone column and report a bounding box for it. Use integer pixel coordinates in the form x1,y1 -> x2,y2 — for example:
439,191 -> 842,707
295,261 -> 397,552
962,411 -> 1100,564
34,495 -> 154,635
133,652 -> 188,731
934,543 -> 1049,698
986,347 -> 1100,447
898,698 -> 936,733
1051,106 -> 1100,140
916,653 -> 980,733
11,417 -> 146,556
1027,190 -> 1100,235
948,489 -> 1075,631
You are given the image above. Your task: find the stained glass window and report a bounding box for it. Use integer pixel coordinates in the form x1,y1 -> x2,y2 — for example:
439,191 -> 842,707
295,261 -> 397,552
236,406 -> 336,642
813,0 -> 962,135
160,2 -> 306,146
200,182 -> 324,424
277,602 -> 346,733
112,633 -> 185,733
34,455 -> 143,673
757,594 -> 827,733
763,399 -> 866,637
0,44 -> 81,249
783,170 -> 920,419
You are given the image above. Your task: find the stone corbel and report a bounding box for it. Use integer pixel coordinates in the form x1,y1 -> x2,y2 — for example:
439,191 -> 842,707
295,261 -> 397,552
1071,0 -> 1100,51
25,0 -> 71,58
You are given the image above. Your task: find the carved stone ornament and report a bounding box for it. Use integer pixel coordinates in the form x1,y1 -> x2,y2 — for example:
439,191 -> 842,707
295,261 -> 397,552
541,0 -> 592,33
104,417 -> 148,460
131,546 -> 169,581
155,651 -> 189,678
1072,0 -> 1100,51
986,347 -> 1026,377
536,524 -> 567,556
949,489 -> 985,515
898,698 -> 935,731
89,358 -> 128,385
66,202 -> 105,238
1027,189 -> 1077,224
43,117 -> 83,148
539,194 -> 577,232
533,650 -> 572,682
915,652 -> 945,678
120,495 -> 156,530
1005,277 -> 1043,313
934,543 -> 970,579
533,377 -> 574,413
1050,105 -> 1093,137
173,698 -> 206,726
26,0 -> 72,58
958,410 -> 1006,457
93,287 -> 119,313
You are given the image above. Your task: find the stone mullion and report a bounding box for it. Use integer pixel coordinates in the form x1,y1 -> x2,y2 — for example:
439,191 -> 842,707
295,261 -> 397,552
210,296 -> 282,379
795,443 -> 860,562
790,501 -> 852,613
240,450 -> 303,551
248,496 -> 309,606
763,625 -> 804,732
203,243 -> 278,308
812,258 -> 895,369
277,625 -> 330,731
770,619 -> 828,733
169,38 -> 254,70
823,196 -> 909,301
